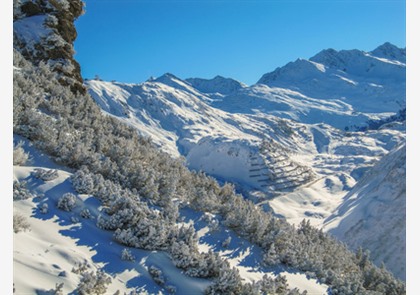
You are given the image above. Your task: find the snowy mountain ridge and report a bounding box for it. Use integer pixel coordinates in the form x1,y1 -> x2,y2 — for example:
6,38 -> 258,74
257,43 -> 405,114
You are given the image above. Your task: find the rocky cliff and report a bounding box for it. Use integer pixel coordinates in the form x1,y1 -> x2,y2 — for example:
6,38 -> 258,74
13,0 -> 85,94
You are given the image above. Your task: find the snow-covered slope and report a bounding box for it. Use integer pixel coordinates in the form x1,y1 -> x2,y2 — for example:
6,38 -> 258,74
86,76 -> 318,193
211,83 -> 376,130
323,143 -> 406,280
86,57 -> 405,189
257,43 -> 405,114
13,137 -> 328,294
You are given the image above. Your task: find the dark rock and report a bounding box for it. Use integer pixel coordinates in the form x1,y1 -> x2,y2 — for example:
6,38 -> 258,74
14,0 -> 86,94
21,2 -> 42,17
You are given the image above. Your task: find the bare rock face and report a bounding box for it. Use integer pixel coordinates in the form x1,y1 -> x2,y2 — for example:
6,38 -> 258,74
13,0 -> 86,94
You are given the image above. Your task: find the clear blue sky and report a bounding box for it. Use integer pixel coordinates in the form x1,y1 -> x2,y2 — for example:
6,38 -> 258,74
74,0 -> 406,85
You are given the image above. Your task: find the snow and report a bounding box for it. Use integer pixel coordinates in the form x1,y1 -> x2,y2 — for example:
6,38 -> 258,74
13,148 -> 212,294
85,59 -> 405,239
262,174 -> 354,227
258,47 -> 405,114
187,137 -> 261,187
308,60 -> 326,73
82,43 -> 406,282
13,137 -> 329,294
323,144 -> 406,280
181,208 -> 329,294
14,15 -> 52,51
186,75 -> 247,96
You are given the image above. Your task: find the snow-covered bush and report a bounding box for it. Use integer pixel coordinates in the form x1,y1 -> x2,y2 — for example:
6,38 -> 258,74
40,203 -> 49,214
33,168 -> 59,181
13,213 -> 31,233
148,265 -> 165,287
205,263 -> 242,295
114,218 -> 171,250
57,192 -> 77,211
13,180 -> 34,200
80,208 -> 92,219
76,269 -> 111,295
47,282 -> 64,295
121,248 -> 135,262
222,236 -> 231,248
71,167 -> 96,194
72,261 -> 90,275
13,141 -> 30,165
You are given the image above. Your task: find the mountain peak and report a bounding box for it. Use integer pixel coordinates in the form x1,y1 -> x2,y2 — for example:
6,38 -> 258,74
308,47 -> 366,69
153,72 -> 182,82
257,58 -> 326,86
186,75 -> 246,95
149,72 -> 192,89
370,42 -> 406,63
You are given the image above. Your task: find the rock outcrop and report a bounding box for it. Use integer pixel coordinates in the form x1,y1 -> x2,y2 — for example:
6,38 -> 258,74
13,0 -> 86,94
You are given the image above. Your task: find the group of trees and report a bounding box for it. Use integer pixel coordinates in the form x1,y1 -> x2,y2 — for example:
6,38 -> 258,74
13,47 -> 406,294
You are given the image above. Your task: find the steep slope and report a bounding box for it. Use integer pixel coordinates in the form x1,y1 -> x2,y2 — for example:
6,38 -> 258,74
13,0 -> 85,94
323,144 -> 406,280
13,135 -> 330,294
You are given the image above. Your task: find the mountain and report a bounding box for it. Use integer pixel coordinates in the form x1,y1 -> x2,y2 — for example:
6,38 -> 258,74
86,75 -> 406,200
85,43 -> 406,282
86,75 -> 318,194
323,143 -> 406,280
257,43 -> 405,114
13,0 -> 406,293
368,42 -> 406,63
86,55 -> 405,224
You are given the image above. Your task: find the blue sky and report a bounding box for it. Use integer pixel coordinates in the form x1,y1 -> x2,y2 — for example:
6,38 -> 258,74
74,0 -> 406,85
